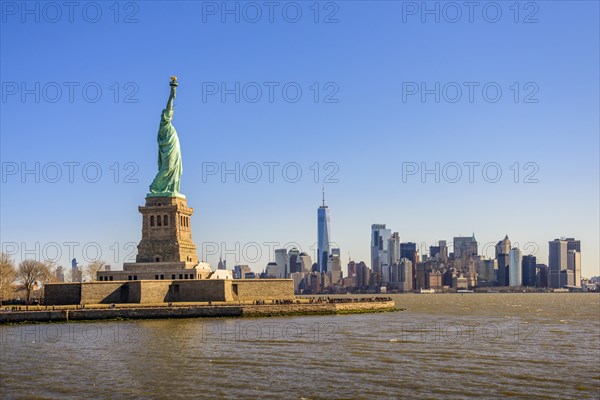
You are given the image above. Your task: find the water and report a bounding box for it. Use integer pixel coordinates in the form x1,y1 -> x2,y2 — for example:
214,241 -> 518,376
1,293 -> 598,399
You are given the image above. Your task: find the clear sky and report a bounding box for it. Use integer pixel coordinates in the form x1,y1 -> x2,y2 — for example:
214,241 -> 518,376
1,1 -> 598,277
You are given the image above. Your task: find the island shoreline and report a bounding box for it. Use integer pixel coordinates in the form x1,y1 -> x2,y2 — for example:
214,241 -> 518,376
0,300 -> 398,324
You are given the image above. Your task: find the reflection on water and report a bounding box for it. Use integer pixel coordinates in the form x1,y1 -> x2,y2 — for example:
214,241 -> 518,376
1,293 -> 598,399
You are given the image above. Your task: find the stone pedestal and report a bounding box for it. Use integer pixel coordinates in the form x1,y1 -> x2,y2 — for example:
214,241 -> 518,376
97,195 -> 210,283
135,196 -> 199,263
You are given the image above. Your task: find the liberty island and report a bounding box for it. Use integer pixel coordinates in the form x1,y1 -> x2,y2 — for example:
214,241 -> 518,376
32,78 -> 394,319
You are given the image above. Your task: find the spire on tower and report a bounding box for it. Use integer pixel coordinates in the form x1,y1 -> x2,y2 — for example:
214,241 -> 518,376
322,186 -> 325,207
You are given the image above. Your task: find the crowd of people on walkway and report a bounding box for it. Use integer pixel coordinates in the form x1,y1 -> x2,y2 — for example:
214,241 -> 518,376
252,299 -> 297,305
308,296 -> 393,304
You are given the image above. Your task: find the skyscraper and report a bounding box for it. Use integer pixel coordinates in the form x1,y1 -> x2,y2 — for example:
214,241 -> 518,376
521,255 -> 537,287
399,258 -> 413,292
496,235 -> 511,286
299,252 -> 312,273
566,238 -> 581,287
347,260 -> 357,277
274,248 -> 289,278
371,224 -> 391,283
317,190 -> 331,273
400,242 -> 418,288
71,258 -> 82,283
509,247 -> 522,287
567,249 -> 581,287
233,264 -> 251,279
497,254 -> 509,286
288,247 -> 301,274
328,248 -> 342,273
265,262 -> 280,278
565,238 -> 581,252
453,234 -> 478,260
549,239 -> 568,288
429,240 -> 448,262
400,242 -> 418,265
388,232 -> 401,266
475,257 -> 497,285
536,264 -> 549,288
495,235 -> 511,258
355,261 -> 371,289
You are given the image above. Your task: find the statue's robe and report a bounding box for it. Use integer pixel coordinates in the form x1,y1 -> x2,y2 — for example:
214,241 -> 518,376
149,108 -> 182,195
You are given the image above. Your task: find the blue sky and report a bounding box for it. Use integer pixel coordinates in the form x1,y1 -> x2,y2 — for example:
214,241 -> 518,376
1,1 -> 598,277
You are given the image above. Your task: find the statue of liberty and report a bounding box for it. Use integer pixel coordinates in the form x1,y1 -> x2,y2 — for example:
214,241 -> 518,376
149,76 -> 183,197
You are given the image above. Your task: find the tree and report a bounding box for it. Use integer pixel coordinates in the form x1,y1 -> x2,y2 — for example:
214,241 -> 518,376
0,253 -> 17,305
16,260 -> 53,304
85,260 -> 106,282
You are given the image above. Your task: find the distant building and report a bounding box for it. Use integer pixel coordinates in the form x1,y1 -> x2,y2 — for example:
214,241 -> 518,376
565,238 -> 581,252
453,234 -> 478,260
317,191 -> 331,273
521,255 -> 537,287
567,249 -> 581,287
560,269 -> 575,287
399,258 -> 413,292
299,252 -> 312,273
355,261 -> 371,289
217,255 -> 226,270
476,257 -> 497,285
509,248 -> 522,287
211,269 -> 232,279
274,248 -> 289,278
497,254 -> 510,287
415,262 -> 426,290
400,242 -> 418,289
55,266 -> 65,282
347,260 -> 357,277
549,239 -> 568,288
388,232 -> 401,266
496,236 -> 511,287
390,262 -> 400,285
265,261 -> 281,278
428,271 -> 442,291
454,275 -> 468,290
71,258 -> 82,282
290,272 -> 307,294
400,242 -> 418,266
327,270 -> 343,287
536,264 -> 549,288
308,271 -> 322,293
429,240 -> 448,262
495,235 -> 511,258
371,224 -> 391,284
288,247 -> 301,274
550,238 -> 581,287
328,248 -> 341,274
233,264 -> 251,279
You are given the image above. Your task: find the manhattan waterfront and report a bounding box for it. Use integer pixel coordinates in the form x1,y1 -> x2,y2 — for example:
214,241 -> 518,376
1,294 -> 598,399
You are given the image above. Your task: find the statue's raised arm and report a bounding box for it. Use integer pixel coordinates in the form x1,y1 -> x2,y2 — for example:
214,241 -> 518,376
166,76 -> 177,110
148,76 -> 184,198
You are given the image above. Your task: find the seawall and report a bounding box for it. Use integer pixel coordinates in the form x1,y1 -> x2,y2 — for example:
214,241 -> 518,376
0,301 -> 397,324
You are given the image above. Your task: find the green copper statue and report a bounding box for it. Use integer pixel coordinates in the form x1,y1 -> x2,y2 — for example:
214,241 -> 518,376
148,76 -> 184,198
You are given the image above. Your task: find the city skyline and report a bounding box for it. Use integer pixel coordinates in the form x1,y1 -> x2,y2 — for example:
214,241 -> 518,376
5,187 -> 590,284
